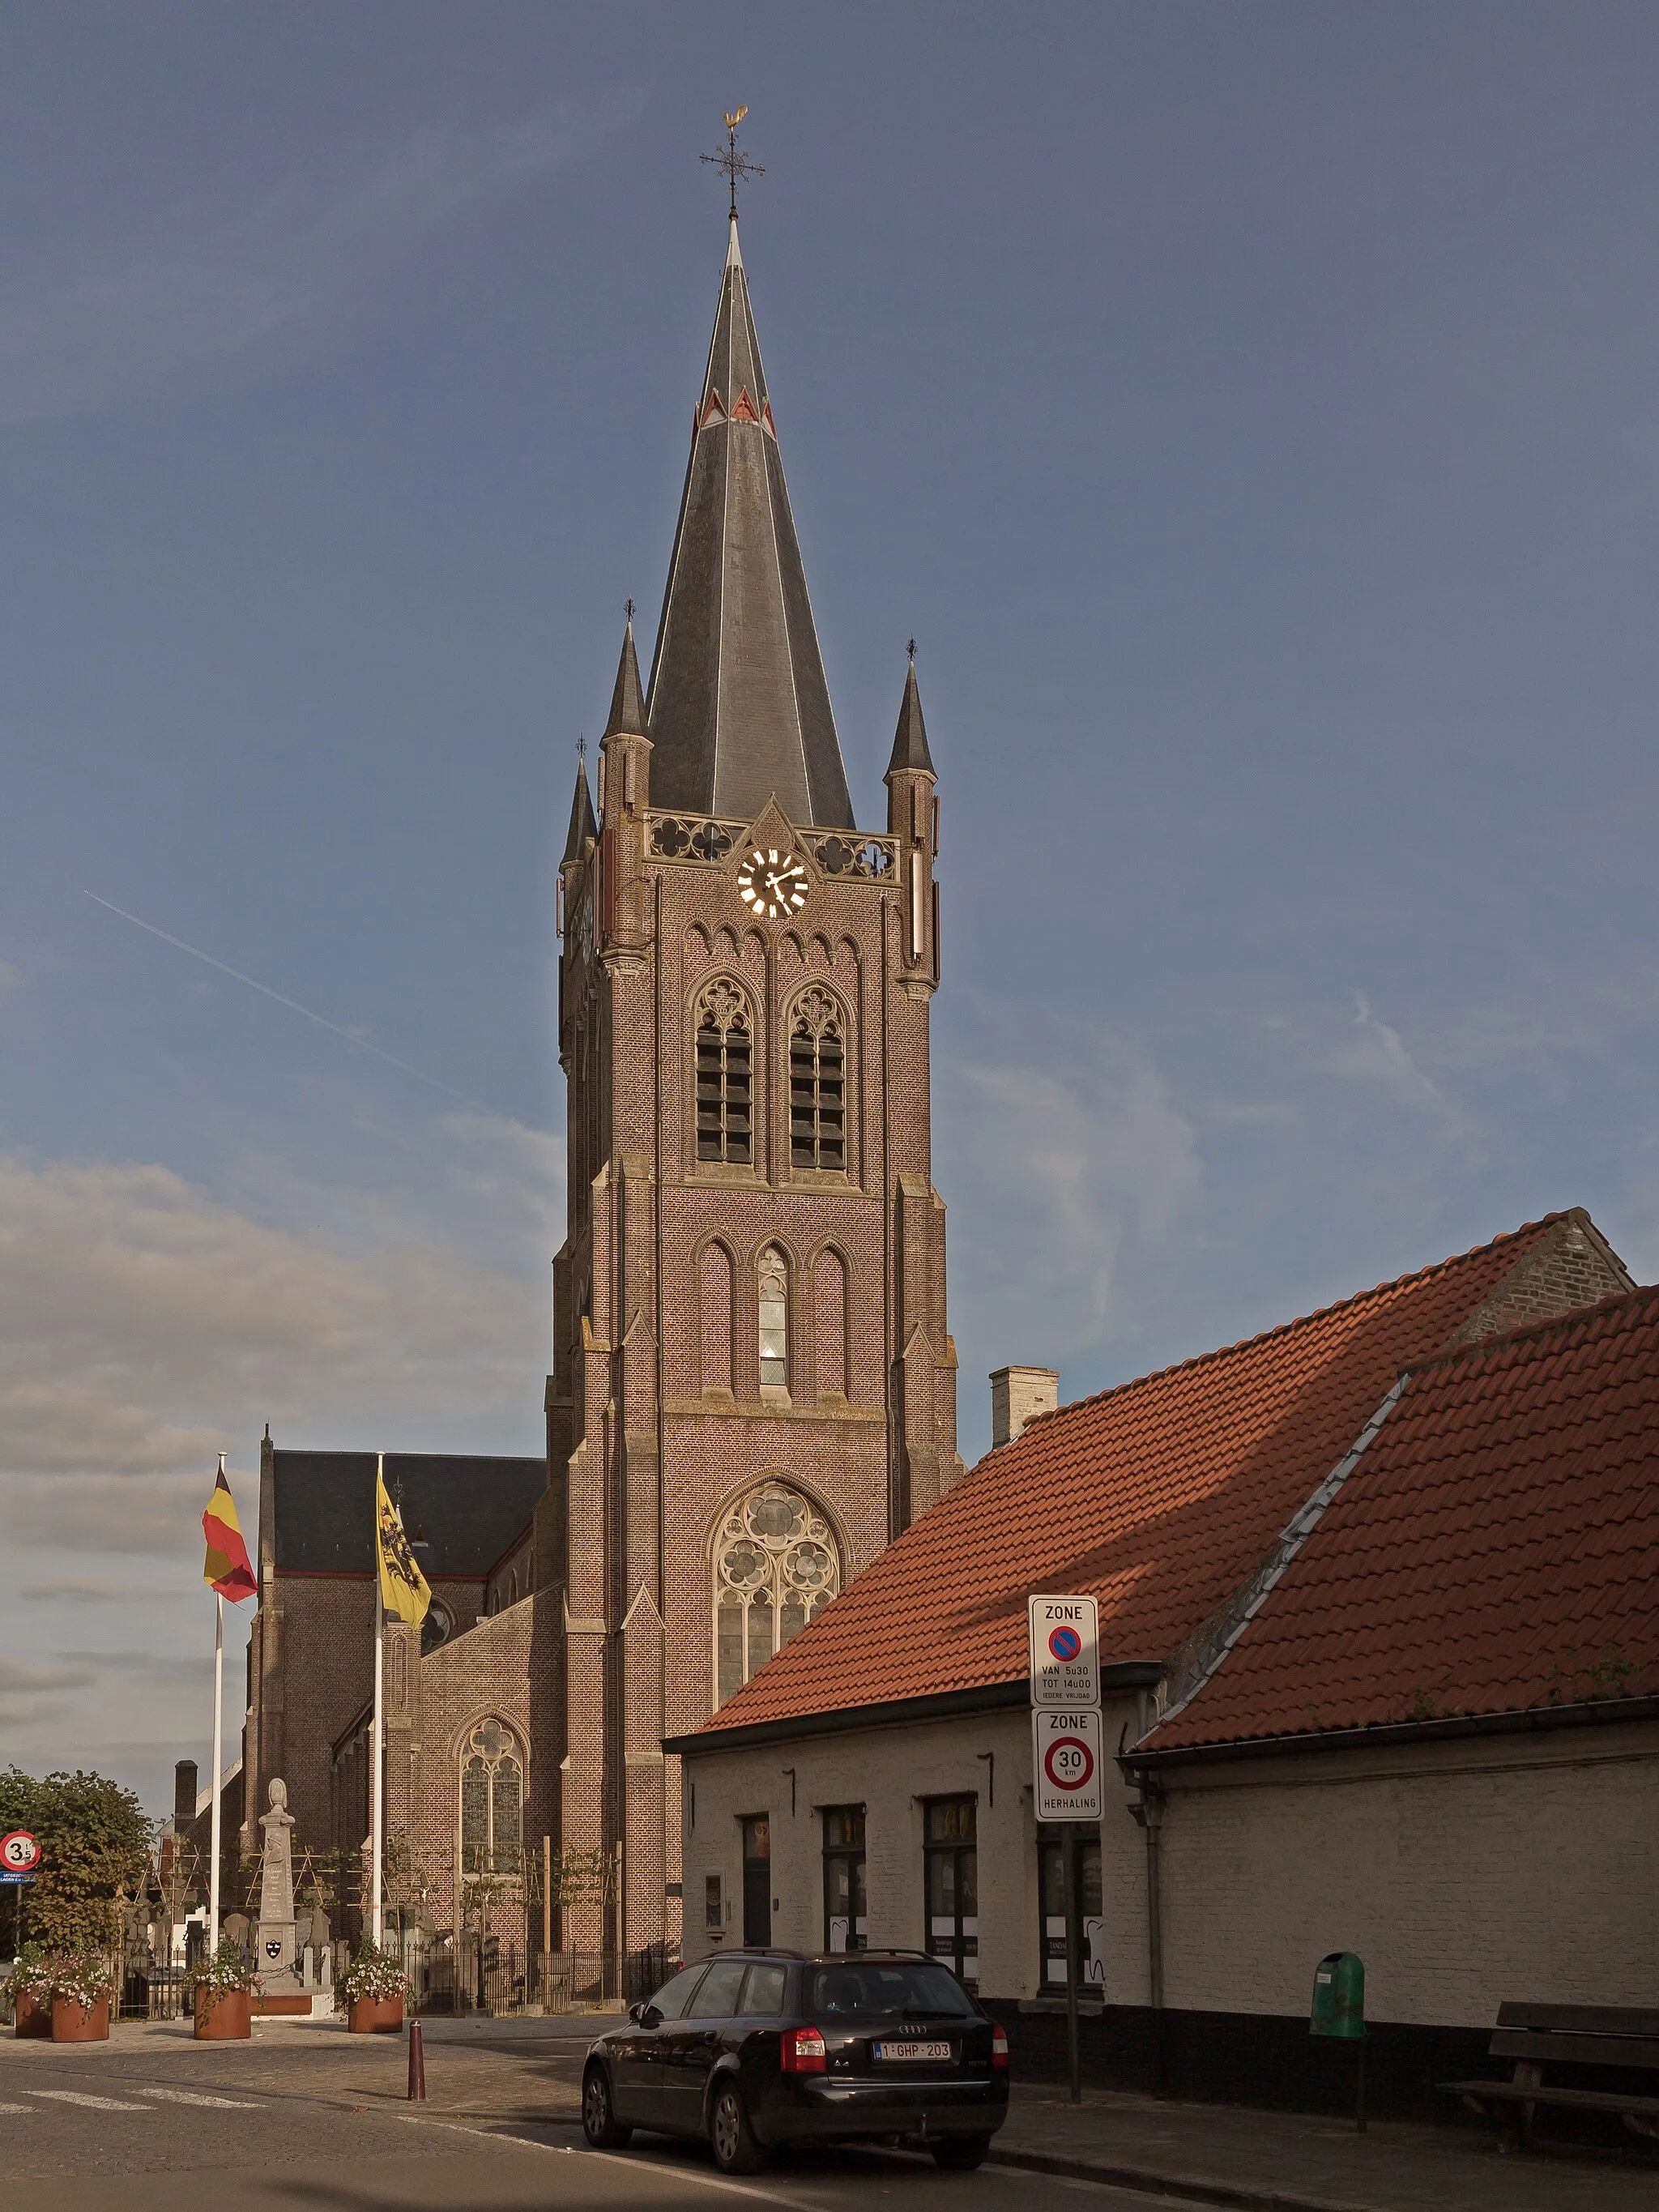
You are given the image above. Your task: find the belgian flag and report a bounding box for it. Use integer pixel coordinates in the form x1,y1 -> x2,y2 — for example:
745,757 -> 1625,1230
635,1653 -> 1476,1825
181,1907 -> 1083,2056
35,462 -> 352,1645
203,1458 -> 257,1602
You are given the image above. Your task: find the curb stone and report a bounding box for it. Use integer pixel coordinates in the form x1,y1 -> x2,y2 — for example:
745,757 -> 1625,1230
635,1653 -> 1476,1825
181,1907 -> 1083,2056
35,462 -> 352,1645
986,2143 -> 1368,2212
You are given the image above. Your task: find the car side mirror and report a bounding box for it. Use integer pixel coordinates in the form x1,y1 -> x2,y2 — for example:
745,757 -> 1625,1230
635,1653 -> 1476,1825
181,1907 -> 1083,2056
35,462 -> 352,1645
627,2002 -> 644,2024
642,2004 -> 664,2030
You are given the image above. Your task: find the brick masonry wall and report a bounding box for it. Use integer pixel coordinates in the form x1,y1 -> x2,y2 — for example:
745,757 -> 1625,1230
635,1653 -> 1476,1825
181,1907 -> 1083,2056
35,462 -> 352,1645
552,732 -> 964,1950
681,1708 -> 1659,2032
1154,1722 -> 1659,2026
1446,1209 -> 1633,1347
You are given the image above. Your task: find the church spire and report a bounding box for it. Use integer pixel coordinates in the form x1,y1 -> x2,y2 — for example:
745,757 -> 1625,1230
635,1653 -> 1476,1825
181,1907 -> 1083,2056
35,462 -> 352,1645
561,751 -> 597,867
644,220 -> 855,831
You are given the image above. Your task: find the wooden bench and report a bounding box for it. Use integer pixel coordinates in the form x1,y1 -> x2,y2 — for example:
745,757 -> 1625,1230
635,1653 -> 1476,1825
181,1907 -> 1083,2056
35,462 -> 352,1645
1441,2003 -> 1659,2150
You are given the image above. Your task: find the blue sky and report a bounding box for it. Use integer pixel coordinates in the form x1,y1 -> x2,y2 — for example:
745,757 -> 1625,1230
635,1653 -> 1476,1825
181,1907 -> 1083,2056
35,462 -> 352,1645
5,2 -> 1659,1813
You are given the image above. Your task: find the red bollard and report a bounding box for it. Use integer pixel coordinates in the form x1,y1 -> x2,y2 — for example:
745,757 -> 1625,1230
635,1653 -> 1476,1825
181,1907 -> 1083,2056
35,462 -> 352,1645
407,2018 -> 426,2103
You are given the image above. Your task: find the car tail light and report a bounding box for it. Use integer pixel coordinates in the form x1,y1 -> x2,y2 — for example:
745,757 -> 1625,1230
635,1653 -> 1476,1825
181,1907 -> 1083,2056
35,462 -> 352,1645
991,2024 -> 1009,2071
781,2025 -> 827,2075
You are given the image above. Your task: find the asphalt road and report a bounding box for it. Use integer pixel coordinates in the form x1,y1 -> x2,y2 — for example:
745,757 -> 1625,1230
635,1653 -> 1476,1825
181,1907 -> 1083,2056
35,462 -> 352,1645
0,2020 -> 1163,2212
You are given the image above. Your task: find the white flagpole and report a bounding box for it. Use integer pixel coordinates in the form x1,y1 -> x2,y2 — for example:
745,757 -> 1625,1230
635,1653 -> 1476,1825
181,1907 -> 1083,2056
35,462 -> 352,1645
371,1452 -> 384,1949
209,1584 -> 224,1948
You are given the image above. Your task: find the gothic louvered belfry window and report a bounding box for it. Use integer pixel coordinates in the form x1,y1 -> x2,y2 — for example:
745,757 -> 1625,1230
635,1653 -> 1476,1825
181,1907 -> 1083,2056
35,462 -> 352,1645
696,981 -> 753,1163
714,1482 -> 841,1707
459,1719 -> 522,1875
789,988 -> 845,1168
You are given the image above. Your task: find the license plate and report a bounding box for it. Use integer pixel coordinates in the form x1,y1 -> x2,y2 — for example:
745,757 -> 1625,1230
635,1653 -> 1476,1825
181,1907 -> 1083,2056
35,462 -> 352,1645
874,2039 -> 952,2062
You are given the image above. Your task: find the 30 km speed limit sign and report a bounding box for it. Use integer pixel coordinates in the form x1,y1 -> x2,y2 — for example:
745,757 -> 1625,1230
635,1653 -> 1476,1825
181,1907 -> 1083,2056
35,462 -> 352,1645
1032,1708 -> 1104,1821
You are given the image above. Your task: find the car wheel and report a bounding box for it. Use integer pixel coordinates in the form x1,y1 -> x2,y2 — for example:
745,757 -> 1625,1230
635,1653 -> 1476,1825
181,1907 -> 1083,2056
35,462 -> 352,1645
932,2136 -> 992,2171
710,2082 -> 768,2174
582,2065 -> 633,2150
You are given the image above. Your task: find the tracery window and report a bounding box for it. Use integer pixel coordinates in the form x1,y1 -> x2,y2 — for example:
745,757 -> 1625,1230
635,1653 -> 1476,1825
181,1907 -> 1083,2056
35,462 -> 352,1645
459,1719 -> 522,1876
789,988 -> 845,1169
714,1482 -> 840,1707
696,981 -> 753,1164
758,1246 -> 789,1392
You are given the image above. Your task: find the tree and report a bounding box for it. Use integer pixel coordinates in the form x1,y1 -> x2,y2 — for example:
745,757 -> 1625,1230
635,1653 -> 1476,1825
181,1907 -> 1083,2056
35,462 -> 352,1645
0,1768 -> 152,1954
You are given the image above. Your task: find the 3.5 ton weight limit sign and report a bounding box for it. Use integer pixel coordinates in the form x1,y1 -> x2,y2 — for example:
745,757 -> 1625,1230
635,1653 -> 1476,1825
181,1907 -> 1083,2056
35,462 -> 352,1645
1032,1707 -> 1104,1820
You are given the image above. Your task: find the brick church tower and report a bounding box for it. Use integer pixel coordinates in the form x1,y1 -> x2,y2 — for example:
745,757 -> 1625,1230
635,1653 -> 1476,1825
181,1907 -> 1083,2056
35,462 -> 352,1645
541,211 -> 963,1955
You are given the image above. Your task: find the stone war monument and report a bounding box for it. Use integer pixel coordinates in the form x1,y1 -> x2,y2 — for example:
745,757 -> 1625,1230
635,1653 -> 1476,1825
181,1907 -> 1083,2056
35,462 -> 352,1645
255,1778 -> 301,1992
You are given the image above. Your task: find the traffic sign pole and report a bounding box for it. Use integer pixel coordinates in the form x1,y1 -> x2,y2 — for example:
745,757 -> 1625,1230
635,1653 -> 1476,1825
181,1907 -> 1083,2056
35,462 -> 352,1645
1029,1599 -> 1102,2107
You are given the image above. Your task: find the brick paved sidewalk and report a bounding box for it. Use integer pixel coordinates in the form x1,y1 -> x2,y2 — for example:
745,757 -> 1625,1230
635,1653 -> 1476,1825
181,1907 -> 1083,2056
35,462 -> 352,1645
993,2083 -> 1657,2212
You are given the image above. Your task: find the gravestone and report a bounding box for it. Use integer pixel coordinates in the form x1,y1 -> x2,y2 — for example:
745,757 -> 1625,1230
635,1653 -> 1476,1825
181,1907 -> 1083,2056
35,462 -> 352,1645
255,1779 -> 302,1992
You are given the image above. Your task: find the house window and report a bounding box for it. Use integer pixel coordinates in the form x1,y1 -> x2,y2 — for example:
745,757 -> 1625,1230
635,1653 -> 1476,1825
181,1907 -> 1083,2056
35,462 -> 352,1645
823,1805 -> 867,1953
758,1247 -> 788,1391
696,981 -> 752,1163
789,988 -> 845,1168
714,1482 -> 840,1707
1038,1830 -> 1105,1992
705,1873 -> 723,1932
923,1797 -> 978,1987
459,1719 -> 522,1875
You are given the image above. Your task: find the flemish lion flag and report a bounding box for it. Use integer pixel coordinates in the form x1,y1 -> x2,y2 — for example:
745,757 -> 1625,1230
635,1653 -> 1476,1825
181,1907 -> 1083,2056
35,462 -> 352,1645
376,1467 -> 431,1626
203,1458 -> 257,1601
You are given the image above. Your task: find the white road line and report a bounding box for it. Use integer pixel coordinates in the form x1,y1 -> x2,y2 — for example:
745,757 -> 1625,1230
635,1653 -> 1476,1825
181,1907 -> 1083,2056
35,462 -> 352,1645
132,2086 -> 262,2109
28,2090 -> 151,2111
0,2103 -> 33,2114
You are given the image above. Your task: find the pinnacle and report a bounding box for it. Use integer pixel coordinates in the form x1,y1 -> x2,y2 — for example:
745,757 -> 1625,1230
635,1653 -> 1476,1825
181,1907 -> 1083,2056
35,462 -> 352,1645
603,616 -> 649,741
885,656 -> 936,779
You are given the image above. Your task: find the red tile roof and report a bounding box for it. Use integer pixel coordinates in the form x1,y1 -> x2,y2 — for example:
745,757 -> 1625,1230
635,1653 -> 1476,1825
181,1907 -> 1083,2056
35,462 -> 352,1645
1145,1284 -> 1659,1750
703,1215 -> 1578,1735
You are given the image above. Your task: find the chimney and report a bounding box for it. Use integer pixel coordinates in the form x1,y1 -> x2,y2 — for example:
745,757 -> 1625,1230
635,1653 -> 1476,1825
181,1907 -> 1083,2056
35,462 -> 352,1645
990,1365 -> 1059,1449
173,1759 -> 198,1829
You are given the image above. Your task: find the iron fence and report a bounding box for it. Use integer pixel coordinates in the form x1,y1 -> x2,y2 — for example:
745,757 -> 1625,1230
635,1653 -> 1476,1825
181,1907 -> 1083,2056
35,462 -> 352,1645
396,1935 -> 680,2018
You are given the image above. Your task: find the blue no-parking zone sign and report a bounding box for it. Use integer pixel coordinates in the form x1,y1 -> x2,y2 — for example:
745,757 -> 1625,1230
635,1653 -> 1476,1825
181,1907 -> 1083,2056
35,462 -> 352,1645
1028,1595 -> 1100,1707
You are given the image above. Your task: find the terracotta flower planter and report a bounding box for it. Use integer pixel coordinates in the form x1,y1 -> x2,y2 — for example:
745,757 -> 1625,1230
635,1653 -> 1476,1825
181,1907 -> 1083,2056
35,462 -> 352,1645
12,1988 -> 51,2038
50,1993 -> 110,2043
194,1987 -> 252,2040
348,1993 -> 404,2035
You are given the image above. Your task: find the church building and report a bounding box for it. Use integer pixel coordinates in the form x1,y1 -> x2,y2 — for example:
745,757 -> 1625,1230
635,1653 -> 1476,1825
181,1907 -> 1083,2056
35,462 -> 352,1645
241,206 -> 963,1966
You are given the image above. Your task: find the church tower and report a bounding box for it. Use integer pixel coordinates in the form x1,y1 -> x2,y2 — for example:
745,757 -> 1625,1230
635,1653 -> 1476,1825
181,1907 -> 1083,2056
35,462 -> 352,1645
542,211 -> 962,1956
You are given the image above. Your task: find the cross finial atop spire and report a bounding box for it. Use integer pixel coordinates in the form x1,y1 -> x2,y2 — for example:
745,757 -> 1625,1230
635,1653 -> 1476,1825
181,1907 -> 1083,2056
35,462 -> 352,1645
908,637 -> 916,664
701,105 -> 764,222
625,597 -> 634,626
576,732 -> 585,760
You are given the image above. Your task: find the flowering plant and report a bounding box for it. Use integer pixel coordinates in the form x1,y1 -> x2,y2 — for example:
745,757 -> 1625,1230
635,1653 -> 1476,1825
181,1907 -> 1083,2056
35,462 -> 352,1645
335,1939 -> 409,2008
2,1944 -> 49,2004
186,1937 -> 259,1997
45,1948 -> 115,2008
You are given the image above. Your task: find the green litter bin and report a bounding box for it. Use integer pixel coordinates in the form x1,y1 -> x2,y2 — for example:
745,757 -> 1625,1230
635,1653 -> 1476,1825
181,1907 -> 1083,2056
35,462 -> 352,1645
1310,1951 -> 1364,2039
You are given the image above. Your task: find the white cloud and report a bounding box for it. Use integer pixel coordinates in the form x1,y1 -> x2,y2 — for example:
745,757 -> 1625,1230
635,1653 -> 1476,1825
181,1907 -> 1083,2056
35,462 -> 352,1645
0,96 -> 642,421
941,1016 -> 1201,1364
20,1578 -> 182,1605
0,1149 -> 547,1553
1327,992 -> 1448,1111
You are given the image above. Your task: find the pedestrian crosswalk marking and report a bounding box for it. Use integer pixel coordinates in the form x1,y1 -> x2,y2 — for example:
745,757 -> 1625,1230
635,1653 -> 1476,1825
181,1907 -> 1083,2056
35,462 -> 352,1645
134,2086 -> 262,2108
28,2090 -> 150,2111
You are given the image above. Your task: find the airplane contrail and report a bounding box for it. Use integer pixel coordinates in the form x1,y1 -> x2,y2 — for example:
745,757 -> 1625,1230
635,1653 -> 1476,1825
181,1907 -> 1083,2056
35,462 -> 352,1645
83,891 -> 488,1112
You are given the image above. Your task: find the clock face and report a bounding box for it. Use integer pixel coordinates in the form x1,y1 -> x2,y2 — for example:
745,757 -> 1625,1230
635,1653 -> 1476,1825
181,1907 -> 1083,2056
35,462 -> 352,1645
737,848 -> 808,920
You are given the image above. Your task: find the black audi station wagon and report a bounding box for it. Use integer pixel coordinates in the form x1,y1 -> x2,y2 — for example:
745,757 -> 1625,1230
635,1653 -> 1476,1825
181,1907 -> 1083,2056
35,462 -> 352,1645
582,1949 -> 1009,2173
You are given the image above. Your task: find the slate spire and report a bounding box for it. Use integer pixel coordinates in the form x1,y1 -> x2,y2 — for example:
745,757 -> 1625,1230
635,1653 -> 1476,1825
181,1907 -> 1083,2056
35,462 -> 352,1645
644,216 -> 855,830
885,655 -> 936,779
561,754 -> 598,867
602,611 -> 648,741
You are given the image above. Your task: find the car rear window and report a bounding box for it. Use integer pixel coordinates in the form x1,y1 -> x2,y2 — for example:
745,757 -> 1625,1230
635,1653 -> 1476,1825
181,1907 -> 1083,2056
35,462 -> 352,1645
688,1956 -> 751,2017
740,1962 -> 787,2015
806,1962 -> 977,2018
